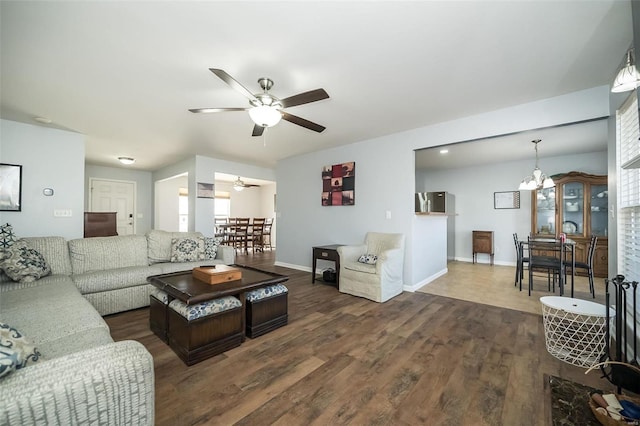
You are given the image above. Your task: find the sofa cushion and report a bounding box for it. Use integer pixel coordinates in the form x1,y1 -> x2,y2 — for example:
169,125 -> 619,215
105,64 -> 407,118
72,266 -> 156,294
69,235 -> 149,274
0,323 -> 42,370
170,237 -> 205,262
1,278 -> 112,359
246,283 -> 288,302
147,230 -> 204,264
204,237 -> 223,260
22,236 -> 72,276
1,240 -> 51,283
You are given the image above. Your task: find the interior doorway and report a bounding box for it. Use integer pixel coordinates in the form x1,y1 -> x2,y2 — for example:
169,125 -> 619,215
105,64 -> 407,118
89,178 -> 136,235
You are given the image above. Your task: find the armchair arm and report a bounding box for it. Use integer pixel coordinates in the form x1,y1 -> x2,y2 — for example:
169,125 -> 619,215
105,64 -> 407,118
337,244 -> 367,263
0,340 -> 154,426
217,244 -> 236,265
376,247 -> 404,278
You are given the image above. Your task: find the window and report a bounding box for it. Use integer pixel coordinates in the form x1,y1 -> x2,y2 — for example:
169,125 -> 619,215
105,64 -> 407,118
179,188 -> 188,232
616,92 -> 640,281
215,190 -> 230,220
615,91 -> 639,364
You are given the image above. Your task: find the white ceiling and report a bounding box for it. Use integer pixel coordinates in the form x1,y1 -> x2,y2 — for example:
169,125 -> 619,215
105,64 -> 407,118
0,1 -> 633,171
415,118 -> 609,170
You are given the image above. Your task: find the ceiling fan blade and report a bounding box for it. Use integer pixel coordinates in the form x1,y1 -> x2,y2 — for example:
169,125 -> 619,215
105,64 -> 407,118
280,89 -> 329,108
209,69 -> 258,102
189,107 -> 248,113
252,124 -> 265,137
281,112 -> 326,133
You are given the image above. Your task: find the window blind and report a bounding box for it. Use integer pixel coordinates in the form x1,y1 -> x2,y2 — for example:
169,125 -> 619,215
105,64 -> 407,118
616,93 -> 640,281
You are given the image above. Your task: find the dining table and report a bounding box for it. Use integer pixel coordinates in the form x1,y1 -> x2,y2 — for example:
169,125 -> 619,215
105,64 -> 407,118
519,237 -> 576,297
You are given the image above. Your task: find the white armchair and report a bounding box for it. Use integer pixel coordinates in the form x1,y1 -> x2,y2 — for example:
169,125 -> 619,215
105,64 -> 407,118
337,232 -> 405,302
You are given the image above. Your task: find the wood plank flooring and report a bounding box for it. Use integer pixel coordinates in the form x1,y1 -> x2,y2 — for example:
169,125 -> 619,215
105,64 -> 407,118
104,251 -> 615,425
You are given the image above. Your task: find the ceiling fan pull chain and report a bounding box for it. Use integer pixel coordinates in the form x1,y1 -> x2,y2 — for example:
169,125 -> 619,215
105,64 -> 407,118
263,127 -> 267,147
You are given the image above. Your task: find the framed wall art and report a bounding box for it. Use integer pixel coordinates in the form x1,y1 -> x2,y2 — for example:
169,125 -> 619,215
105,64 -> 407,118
0,163 -> 22,211
494,191 -> 520,209
322,161 -> 355,206
197,182 -> 214,199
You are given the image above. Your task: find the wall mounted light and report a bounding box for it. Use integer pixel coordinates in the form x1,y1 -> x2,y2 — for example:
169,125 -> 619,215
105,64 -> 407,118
612,48 -> 640,93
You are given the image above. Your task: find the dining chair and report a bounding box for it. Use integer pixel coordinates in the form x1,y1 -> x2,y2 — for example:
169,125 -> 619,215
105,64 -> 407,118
229,218 -> 250,253
513,233 -> 529,287
214,217 -> 228,241
263,218 -> 273,250
527,240 -> 565,296
250,218 -> 266,253
572,235 -> 597,298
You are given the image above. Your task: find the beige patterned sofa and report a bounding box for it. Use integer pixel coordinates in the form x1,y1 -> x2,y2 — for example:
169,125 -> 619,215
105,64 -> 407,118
0,230 -> 234,425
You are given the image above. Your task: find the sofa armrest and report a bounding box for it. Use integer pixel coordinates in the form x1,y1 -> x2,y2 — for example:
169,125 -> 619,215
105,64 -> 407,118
376,247 -> 404,277
217,244 -> 236,265
0,340 -> 154,426
337,244 -> 367,263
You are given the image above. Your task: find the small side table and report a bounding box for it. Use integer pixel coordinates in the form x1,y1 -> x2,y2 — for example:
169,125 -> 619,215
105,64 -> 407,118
540,296 -> 614,368
472,230 -> 494,265
312,244 -> 344,285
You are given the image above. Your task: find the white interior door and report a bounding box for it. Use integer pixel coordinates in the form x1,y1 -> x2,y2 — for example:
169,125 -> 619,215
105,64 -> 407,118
89,178 -> 136,235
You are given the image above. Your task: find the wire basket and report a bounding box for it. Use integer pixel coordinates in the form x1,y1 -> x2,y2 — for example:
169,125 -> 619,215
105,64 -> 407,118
541,298 -> 612,368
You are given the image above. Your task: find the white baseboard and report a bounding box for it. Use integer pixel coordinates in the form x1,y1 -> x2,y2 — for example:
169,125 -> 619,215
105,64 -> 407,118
274,261 -> 310,272
404,267 -> 448,292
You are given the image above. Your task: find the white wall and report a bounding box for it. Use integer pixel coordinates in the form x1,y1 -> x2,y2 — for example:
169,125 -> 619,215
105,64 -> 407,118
275,86 -> 611,287
85,164 -> 153,235
0,120 -> 84,239
155,174 -> 187,231
417,151 -> 607,265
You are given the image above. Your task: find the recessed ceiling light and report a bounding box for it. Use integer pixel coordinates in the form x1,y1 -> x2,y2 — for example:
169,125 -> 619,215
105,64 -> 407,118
439,149 -> 449,154
34,116 -> 52,124
118,157 -> 135,165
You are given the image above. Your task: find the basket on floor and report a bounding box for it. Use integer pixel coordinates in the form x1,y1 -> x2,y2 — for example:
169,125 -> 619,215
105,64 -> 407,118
588,394 -> 640,426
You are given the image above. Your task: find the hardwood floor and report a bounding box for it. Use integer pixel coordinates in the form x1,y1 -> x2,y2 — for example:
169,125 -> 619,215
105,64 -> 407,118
105,251 -> 614,425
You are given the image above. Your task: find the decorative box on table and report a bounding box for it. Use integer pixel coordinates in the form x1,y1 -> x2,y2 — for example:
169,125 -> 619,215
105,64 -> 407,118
192,265 -> 242,284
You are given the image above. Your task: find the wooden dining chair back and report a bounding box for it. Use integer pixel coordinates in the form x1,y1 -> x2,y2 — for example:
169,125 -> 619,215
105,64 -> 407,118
573,235 -> 597,298
214,217 -> 228,241
263,218 -> 273,250
229,218 -> 250,253
513,233 -> 529,287
250,218 -> 266,252
527,240 -> 565,296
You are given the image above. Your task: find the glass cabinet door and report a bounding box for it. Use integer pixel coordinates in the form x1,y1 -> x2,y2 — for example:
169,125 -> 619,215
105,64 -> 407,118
535,187 -> 556,235
590,184 -> 608,237
562,182 -> 584,235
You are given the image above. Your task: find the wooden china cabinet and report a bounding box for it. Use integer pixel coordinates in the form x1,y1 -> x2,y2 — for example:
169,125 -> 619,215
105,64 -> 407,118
530,171 -> 608,278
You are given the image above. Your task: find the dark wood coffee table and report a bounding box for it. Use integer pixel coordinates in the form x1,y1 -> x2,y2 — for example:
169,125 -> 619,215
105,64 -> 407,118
148,264 -> 288,365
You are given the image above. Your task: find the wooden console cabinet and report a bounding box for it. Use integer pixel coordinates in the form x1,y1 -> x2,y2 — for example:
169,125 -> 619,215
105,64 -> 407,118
531,171 -> 608,277
84,212 -> 118,237
472,230 -> 494,265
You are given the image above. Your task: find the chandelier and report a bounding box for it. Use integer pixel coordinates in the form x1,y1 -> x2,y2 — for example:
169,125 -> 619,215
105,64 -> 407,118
519,139 -> 554,190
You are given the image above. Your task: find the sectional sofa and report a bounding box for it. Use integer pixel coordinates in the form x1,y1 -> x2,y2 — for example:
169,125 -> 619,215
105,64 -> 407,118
0,230 -> 234,425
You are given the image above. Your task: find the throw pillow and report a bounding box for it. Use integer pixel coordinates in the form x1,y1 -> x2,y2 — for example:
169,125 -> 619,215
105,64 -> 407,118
0,323 -> 42,373
357,254 -> 378,265
0,347 -> 18,378
0,223 -> 17,260
1,240 -> 51,283
203,237 -> 223,260
170,237 -> 205,262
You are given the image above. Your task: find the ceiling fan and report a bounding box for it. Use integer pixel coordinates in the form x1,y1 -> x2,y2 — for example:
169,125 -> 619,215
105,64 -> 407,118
189,68 -> 329,137
233,176 -> 259,192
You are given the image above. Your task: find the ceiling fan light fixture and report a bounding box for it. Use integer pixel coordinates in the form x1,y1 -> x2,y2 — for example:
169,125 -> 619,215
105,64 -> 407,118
233,176 -> 245,192
612,49 -> 640,93
248,105 -> 282,128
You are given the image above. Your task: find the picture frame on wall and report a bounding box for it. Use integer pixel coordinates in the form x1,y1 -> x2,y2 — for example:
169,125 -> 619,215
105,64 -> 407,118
0,163 -> 22,211
196,182 -> 214,199
494,191 -> 520,209
322,161 -> 355,206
